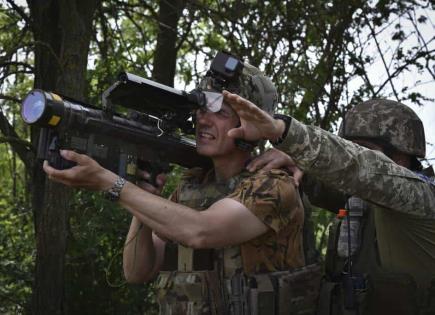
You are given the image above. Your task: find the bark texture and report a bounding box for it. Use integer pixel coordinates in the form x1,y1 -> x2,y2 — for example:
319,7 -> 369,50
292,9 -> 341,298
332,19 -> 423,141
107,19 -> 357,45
27,1 -> 98,314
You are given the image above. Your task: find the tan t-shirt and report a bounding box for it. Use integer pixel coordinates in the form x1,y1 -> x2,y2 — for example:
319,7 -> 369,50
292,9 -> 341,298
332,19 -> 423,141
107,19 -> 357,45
170,168 -> 305,275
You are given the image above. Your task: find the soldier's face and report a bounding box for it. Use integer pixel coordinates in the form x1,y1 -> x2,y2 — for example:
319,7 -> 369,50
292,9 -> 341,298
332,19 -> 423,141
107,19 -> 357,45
195,102 -> 240,158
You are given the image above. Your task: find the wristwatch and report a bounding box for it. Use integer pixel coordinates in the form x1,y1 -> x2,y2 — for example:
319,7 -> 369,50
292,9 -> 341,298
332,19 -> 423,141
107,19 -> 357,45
271,114 -> 292,145
103,176 -> 126,201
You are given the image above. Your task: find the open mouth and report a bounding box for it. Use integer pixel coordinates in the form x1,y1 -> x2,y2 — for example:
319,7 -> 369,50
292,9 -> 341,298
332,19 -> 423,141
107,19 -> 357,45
198,131 -> 216,140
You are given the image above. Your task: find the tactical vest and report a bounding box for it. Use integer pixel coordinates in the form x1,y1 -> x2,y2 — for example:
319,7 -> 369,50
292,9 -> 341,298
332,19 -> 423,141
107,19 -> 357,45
318,198 -> 435,315
156,168 -> 322,315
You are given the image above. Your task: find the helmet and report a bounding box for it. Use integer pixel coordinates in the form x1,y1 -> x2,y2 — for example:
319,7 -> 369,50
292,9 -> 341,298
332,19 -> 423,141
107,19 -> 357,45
198,59 -> 278,115
338,99 -> 426,157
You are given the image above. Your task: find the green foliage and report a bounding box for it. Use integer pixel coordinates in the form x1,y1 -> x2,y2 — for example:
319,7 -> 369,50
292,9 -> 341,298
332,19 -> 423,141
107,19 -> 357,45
161,165 -> 184,198
64,190 -> 158,314
0,3 -> 33,88
59,166 -> 183,314
86,1 -> 160,105
312,207 -> 335,257
0,144 -> 33,313
0,52 -> 35,313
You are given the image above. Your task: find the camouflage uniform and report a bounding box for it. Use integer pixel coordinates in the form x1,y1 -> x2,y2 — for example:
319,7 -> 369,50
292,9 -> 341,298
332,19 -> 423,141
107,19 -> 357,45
274,100 -> 435,314
156,167 -> 307,314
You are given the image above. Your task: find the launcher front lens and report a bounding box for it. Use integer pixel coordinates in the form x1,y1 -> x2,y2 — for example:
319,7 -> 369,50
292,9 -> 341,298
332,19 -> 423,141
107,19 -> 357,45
21,90 -> 46,124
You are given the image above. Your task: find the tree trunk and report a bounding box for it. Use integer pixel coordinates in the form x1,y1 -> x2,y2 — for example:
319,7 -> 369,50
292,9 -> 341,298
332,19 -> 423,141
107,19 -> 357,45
152,0 -> 185,86
26,1 -> 98,314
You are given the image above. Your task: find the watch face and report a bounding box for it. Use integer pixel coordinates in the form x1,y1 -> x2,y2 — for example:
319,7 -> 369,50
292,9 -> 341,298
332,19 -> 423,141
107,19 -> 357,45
103,177 -> 125,201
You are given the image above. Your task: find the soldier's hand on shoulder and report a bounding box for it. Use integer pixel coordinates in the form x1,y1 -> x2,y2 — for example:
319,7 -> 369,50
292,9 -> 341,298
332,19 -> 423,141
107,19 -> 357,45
247,148 -> 304,187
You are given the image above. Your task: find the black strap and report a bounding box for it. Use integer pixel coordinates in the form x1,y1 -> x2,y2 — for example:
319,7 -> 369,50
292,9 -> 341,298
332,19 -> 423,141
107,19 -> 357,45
271,114 -> 292,145
325,218 -> 342,277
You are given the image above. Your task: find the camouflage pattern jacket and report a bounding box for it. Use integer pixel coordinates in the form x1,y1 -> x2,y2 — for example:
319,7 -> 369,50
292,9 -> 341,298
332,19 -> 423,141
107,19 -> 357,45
276,118 -> 435,314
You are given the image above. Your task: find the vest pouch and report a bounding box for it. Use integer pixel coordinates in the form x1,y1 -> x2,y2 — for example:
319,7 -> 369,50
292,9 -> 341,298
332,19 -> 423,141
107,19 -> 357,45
317,274 -> 368,315
420,278 -> 435,314
272,263 -> 322,315
156,270 -> 220,315
368,272 -> 418,315
249,274 -> 276,315
317,279 -> 338,315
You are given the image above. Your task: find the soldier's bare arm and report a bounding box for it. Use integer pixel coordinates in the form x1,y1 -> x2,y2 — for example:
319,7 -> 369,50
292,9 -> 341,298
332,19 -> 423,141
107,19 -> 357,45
118,181 -> 269,248
118,170 -> 300,249
43,150 -> 271,249
123,171 -> 166,284
123,217 -> 165,283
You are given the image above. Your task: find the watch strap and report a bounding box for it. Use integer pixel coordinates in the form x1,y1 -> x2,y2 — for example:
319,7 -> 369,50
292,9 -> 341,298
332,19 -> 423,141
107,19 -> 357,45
103,176 -> 126,201
271,114 -> 292,145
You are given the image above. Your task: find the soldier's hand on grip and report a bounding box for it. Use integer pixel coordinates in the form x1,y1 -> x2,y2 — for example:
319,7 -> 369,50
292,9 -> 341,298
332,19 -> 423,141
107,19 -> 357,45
43,149 -> 117,191
136,169 -> 166,196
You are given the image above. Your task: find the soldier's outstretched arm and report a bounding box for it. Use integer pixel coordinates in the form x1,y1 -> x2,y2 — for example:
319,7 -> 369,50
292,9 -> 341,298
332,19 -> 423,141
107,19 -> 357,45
117,184 -> 270,248
43,150 -> 292,249
224,92 -> 435,217
117,169 -> 301,248
273,118 -> 435,218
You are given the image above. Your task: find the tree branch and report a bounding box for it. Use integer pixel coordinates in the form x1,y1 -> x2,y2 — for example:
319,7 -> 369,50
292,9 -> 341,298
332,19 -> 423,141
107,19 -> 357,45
365,14 -> 400,101
0,136 -> 33,150
374,48 -> 435,95
407,10 -> 435,80
5,0 -> 31,26
0,61 -> 34,71
0,110 -> 33,169
0,94 -> 21,103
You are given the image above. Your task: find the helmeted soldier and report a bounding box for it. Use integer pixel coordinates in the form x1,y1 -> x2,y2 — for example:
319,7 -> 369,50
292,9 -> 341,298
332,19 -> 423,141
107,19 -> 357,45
44,52 -> 320,315
222,93 -> 435,315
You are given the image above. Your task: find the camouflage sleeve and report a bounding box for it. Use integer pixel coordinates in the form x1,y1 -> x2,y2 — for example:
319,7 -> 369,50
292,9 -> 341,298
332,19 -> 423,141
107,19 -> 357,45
275,118 -> 435,218
301,175 -> 346,213
227,169 -> 304,233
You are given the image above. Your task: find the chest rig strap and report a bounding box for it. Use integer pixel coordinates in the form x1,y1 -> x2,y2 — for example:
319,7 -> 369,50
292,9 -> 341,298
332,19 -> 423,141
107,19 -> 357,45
178,245 -> 194,271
